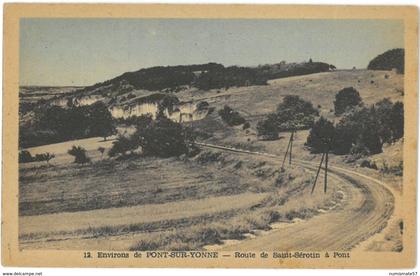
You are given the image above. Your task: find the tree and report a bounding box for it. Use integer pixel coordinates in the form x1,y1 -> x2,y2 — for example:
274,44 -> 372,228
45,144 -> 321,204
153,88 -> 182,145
305,117 -> 335,153
218,105 -> 246,126
257,113 -> 279,140
19,150 -> 34,163
138,117 -> 190,157
68,146 -> 90,164
275,95 -> 317,131
88,102 -> 116,141
37,152 -> 55,165
97,147 -> 105,158
333,87 -> 362,115
390,101 -> 404,140
159,94 -> 180,114
108,135 -> 140,158
375,98 -> 394,143
308,99 -> 404,157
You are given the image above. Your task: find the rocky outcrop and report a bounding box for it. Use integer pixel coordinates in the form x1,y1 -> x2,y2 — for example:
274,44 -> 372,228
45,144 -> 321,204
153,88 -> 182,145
110,101 -> 208,122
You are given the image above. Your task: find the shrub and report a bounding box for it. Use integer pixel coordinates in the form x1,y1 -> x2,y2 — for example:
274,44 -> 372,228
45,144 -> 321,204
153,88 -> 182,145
333,100 -> 403,155
97,147 -> 105,158
108,135 -> 140,158
68,146 -> 90,164
305,117 -> 335,153
196,101 -> 210,111
119,114 -> 153,128
88,102 -> 116,141
257,114 -> 278,140
159,94 -> 180,114
138,117 -> 192,157
257,96 -> 317,136
218,105 -> 246,126
360,160 -> 378,170
34,152 -> 55,164
110,116 -> 194,158
334,87 -> 362,115
277,95 -> 318,117
19,150 -> 34,163
242,122 -> 250,130
390,101 -> 404,140
381,161 -> 403,176
277,95 -> 318,129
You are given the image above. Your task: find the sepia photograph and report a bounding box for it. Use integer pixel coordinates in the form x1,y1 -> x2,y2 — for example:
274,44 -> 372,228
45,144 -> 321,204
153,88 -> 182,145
2,3 -> 418,269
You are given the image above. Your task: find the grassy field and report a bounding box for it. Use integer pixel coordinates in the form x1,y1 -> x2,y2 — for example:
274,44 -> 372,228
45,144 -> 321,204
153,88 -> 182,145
178,69 -> 403,120
19,147 -> 343,250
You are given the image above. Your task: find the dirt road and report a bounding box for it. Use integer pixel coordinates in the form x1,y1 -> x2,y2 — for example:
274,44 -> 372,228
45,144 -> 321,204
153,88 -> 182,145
196,142 -> 395,251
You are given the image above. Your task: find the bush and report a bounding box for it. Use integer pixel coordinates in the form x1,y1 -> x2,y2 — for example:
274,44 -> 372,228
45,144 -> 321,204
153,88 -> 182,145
334,100 -> 403,155
196,101 -> 210,111
242,122 -> 250,130
390,101 -> 404,140
97,147 -> 105,158
110,115 -> 195,158
218,105 -> 246,126
305,117 -> 335,153
276,95 -> 318,130
68,146 -> 90,164
19,150 -> 55,164
309,99 -> 404,157
381,161 -> 403,176
88,102 -> 116,141
34,152 -> 55,164
118,114 -> 153,127
257,114 -> 279,140
334,87 -> 362,115
108,135 -> 140,158
360,160 -> 378,170
19,150 -> 34,163
257,96 -> 317,137
139,117 -> 193,157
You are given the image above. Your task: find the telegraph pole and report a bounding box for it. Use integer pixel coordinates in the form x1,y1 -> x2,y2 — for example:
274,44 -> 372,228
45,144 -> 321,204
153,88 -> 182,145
281,128 -> 295,171
281,135 -> 291,170
289,129 -> 294,165
311,143 -> 330,194
324,149 -> 329,193
311,152 -> 325,194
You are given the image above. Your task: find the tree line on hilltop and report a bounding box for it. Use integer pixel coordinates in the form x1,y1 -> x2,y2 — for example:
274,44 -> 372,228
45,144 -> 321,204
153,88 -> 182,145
76,61 -> 333,94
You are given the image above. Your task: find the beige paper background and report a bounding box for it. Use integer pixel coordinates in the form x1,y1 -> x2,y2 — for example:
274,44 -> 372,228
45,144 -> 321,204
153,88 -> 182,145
2,4 -> 418,268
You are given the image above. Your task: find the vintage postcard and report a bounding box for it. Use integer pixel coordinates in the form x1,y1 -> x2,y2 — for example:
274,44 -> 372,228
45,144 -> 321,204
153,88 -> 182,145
2,4 -> 418,268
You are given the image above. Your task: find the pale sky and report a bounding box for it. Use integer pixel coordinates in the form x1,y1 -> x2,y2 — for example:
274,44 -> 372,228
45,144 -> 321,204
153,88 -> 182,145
20,19 -> 403,86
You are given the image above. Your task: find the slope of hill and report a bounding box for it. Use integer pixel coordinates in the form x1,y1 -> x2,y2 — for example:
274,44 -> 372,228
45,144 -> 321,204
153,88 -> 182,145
367,48 -> 404,74
75,60 -> 333,95
178,69 -> 403,122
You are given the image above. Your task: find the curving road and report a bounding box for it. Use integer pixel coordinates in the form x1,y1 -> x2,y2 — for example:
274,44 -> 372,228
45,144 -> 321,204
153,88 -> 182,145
196,142 -> 395,251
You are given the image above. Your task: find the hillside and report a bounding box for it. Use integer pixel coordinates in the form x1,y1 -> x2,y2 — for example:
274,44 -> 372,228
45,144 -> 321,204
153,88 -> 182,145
187,69 -> 403,183
178,69 -> 403,122
19,60 -> 333,109
77,60 -> 333,95
368,48 -> 404,74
